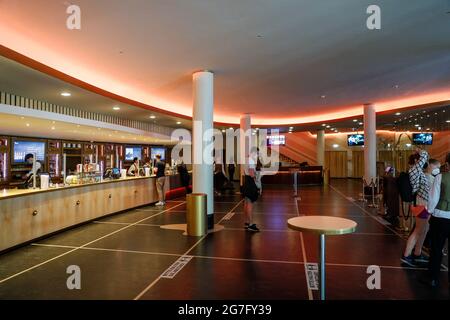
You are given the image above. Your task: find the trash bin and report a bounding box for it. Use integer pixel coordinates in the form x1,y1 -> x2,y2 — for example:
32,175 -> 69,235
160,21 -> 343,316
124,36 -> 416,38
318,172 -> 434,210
186,193 -> 207,236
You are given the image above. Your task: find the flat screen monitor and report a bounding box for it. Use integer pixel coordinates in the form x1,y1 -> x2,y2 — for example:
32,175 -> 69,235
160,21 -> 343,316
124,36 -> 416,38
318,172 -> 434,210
267,135 -> 286,146
412,133 -> 433,145
13,141 -> 46,163
347,134 -> 364,146
151,147 -> 166,160
125,146 -> 142,161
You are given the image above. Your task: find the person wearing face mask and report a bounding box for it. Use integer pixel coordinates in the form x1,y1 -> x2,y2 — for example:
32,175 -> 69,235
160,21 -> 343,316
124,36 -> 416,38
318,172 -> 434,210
427,153 -> 450,288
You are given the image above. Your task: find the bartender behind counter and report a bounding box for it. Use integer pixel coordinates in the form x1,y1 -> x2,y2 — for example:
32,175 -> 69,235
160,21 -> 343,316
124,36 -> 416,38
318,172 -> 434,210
127,157 -> 140,176
24,153 -> 42,178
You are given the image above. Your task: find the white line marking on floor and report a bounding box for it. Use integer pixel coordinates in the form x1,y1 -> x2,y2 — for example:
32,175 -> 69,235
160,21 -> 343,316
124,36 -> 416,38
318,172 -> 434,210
30,243 -> 447,272
161,256 -> 193,279
222,211 -> 236,220
133,199 -> 245,300
0,202 -> 185,285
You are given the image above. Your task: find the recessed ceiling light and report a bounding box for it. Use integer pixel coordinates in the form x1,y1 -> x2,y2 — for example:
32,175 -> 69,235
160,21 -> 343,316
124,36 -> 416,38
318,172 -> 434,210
229,127 -> 233,130
326,125 -> 331,128
51,126 -> 55,130
221,129 -> 225,133
60,92 -> 71,97
150,115 -> 156,119
321,124 -> 326,127
320,95 -> 326,99
176,121 -> 182,125
26,123 -> 30,127
113,106 -> 120,110
395,112 -> 401,116
406,143 -> 412,147
289,127 -> 293,129
358,122 -> 363,125
332,144 -> 339,148
446,120 -> 450,123
414,124 -> 420,127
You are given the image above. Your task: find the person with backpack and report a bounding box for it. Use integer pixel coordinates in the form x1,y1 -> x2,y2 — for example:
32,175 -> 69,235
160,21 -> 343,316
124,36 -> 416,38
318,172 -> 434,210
427,153 -> 450,287
401,148 -> 431,266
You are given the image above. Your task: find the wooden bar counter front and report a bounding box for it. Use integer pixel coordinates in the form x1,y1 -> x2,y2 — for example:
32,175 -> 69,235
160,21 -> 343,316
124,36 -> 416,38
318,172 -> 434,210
0,175 -> 180,252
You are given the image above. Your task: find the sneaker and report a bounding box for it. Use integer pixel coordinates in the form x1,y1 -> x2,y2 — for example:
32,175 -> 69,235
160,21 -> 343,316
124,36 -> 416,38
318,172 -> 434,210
400,255 -> 416,267
247,224 -> 260,232
155,201 -> 164,206
244,223 -> 250,230
412,254 -> 429,263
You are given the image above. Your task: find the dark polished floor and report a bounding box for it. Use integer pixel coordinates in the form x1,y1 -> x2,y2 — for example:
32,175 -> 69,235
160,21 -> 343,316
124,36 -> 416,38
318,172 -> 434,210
0,179 -> 448,300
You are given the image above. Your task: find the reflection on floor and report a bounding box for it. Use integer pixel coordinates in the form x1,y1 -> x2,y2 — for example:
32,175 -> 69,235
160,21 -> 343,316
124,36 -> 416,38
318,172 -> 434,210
0,179 -> 448,299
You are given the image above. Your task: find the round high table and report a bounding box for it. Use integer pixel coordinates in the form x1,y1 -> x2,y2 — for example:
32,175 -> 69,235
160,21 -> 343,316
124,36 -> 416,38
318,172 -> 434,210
287,216 -> 357,300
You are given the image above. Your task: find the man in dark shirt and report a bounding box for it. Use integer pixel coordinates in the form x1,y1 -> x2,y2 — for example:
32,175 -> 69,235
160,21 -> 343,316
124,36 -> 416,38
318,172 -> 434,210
154,154 -> 166,206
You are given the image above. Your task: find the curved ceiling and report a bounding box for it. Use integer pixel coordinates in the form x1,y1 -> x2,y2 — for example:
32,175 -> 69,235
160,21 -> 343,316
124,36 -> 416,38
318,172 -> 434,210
0,0 -> 449,125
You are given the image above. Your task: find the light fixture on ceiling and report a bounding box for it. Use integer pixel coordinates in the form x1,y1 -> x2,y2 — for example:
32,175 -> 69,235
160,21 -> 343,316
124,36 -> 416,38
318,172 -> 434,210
320,95 -> 326,99
395,112 -> 401,116
414,124 -> 420,127
358,122 -> 363,125
326,125 -> 331,128
426,128 -> 430,131
321,124 -> 326,127
113,106 -> 120,110
51,126 -> 55,130
229,127 -> 233,130
446,120 -> 450,123
332,144 -> 339,148
352,119 -> 358,122
150,115 -> 156,119
289,127 -> 293,130
221,129 -> 225,133
176,121 -> 182,125
60,92 -> 71,97
26,123 -> 30,127
406,143 -> 412,148
393,85 -> 399,89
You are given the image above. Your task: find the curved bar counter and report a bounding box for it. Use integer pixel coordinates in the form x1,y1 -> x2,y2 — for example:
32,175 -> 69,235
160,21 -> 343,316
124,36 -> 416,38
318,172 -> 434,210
0,174 -> 185,252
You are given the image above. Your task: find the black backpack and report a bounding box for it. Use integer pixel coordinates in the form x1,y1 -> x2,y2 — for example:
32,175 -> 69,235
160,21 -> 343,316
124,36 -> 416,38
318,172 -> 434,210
397,172 -> 415,202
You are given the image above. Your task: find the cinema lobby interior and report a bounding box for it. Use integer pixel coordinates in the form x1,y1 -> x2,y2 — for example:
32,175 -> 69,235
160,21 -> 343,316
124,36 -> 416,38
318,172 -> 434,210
0,1 -> 449,303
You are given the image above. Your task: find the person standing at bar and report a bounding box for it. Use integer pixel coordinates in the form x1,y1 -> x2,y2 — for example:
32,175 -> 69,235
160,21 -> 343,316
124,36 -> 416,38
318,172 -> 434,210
24,153 -> 42,179
154,154 -> 166,206
427,152 -> 450,288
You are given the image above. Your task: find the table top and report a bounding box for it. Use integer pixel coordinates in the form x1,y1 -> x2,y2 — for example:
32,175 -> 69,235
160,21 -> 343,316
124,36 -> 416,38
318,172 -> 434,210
287,216 -> 357,235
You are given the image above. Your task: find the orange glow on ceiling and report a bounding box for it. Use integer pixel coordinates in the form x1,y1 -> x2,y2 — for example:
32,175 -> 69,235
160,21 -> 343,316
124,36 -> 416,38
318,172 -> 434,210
0,24 -> 448,126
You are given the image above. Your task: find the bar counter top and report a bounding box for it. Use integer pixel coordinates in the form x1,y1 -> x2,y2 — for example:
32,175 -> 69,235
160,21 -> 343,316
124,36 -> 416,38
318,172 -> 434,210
0,174 -> 173,200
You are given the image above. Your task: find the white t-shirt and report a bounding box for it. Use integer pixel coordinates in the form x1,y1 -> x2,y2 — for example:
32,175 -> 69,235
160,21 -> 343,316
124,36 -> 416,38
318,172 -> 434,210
244,156 -> 256,176
28,161 -> 42,176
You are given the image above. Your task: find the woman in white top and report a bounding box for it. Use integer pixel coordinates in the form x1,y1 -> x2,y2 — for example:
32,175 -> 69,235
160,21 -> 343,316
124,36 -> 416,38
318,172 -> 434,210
427,152 -> 450,287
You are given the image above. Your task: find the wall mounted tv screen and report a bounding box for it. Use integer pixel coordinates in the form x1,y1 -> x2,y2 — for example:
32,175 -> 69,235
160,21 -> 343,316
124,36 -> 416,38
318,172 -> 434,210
151,147 -> 166,160
13,141 -> 46,163
125,146 -> 142,161
347,134 -> 364,146
412,133 -> 433,145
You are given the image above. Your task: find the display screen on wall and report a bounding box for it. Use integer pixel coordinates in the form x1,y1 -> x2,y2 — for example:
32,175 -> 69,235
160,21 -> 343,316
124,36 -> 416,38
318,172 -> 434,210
267,135 -> 286,146
347,134 -> 364,146
125,146 -> 142,161
151,147 -> 166,160
412,133 -> 433,145
13,141 -> 46,163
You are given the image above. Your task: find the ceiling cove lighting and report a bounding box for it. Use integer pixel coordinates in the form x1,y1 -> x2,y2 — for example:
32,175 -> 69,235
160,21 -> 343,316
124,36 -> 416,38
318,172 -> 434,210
60,92 -> 71,97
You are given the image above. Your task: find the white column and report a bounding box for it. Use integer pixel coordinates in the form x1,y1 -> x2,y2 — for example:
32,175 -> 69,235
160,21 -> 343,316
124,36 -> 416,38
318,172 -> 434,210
192,71 -> 214,228
364,103 -> 377,183
239,114 -> 251,185
316,130 -> 325,166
